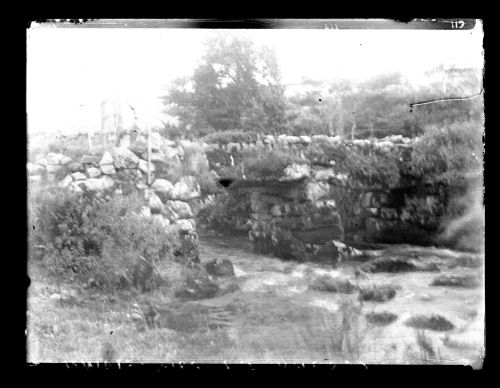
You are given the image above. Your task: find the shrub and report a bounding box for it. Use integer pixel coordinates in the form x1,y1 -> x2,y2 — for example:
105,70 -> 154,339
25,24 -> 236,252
408,120 -> 483,185
306,142 -> 402,188
159,124 -> 186,141
409,121 -> 484,251
30,186 -> 183,292
196,192 -> 252,232
242,147 -> 305,180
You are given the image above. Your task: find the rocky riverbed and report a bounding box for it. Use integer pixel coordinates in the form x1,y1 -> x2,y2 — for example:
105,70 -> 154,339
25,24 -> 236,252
27,232 -> 484,365
190,232 -> 484,365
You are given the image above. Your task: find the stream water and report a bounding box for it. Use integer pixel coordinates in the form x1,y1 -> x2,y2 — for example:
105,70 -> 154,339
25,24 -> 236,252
192,232 -> 485,365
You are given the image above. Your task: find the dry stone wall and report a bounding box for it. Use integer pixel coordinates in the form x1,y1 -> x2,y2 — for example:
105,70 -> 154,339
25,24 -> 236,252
216,134 -> 449,260
28,143 -> 201,261
28,131 -> 452,262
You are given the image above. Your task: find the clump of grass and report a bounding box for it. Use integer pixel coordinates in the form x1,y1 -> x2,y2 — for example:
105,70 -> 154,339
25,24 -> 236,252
414,330 -> 441,363
359,285 -> 397,302
365,311 -> 398,326
334,300 -> 366,360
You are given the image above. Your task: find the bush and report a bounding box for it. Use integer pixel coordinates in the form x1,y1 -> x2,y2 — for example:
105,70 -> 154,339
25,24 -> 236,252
159,124 -> 186,141
242,147 -> 305,180
408,120 -> 483,185
30,186 -> 183,292
306,142 -> 401,188
196,192 -> 252,232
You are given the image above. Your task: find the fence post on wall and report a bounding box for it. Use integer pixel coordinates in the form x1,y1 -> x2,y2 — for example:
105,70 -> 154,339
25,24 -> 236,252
147,124 -> 151,186
88,130 -> 92,154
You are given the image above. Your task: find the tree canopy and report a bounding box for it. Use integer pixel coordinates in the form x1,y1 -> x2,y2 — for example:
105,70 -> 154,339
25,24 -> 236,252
162,35 -> 287,137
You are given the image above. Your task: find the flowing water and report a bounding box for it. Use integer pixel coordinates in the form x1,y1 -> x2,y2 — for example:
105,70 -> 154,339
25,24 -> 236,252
189,232 -> 485,365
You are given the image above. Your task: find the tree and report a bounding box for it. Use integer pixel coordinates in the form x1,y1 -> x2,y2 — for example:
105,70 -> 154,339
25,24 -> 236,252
162,35 -> 288,136
412,66 -> 483,129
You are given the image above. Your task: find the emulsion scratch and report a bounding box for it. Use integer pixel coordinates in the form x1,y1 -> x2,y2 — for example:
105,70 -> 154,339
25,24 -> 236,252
410,89 -> 483,108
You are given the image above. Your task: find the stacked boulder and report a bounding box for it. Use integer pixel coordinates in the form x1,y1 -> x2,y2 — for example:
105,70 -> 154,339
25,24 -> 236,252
29,141 -> 202,262
245,163 -> 347,263
357,185 -> 445,245
28,152 -> 72,184
238,157 -> 445,261
148,175 -> 200,236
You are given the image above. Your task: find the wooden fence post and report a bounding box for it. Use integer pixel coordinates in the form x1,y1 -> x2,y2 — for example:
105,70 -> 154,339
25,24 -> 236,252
88,130 -> 92,154
147,124 -> 151,186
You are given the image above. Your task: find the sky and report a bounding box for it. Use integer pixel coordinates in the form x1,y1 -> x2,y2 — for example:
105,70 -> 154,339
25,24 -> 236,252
27,21 -> 484,135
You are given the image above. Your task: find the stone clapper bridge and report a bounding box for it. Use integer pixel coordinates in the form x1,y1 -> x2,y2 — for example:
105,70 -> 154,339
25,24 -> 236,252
218,161 -> 449,264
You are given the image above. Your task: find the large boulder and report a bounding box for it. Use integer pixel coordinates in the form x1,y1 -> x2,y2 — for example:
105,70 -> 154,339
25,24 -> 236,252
313,168 -> 337,181
80,154 -> 101,165
66,162 -> 83,173
280,163 -> 310,181
145,190 -> 164,214
308,274 -> 357,293
151,214 -> 171,229
174,219 -> 196,235
46,164 -> 62,174
112,147 -> 140,169
165,200 -> 193,219
100,164 -> 117,175
71,172 -> 86,181
46,152 -> 65,165
304,181 -> 331,202
150,132 -> 163,151
70,176 -> 115,193
174,272 -> 219,301
60,155 -> 72,165
85,176 -> 116,192
138,159 -> 156,174
162,205 -> 180,223
204,259 -> 235,277
130,138 -> 147,159
151,179 -> 174,202
99,151 -> 114,166
315,240 -> 365,263
171,176 -> 201,201
286,135 -> 301,144
57,174 -> 73,188
86,167 -> 101,178
299,135 -> 312,144
163,146 -> 181,160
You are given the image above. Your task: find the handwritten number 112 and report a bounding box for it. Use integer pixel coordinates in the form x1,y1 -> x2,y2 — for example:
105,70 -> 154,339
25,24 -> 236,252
451,20 -> 465,29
